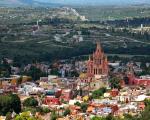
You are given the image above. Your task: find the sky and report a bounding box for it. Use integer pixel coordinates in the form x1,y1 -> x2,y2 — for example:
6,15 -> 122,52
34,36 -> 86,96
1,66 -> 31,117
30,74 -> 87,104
35,0 -> 150,5
0,0 -> 149,6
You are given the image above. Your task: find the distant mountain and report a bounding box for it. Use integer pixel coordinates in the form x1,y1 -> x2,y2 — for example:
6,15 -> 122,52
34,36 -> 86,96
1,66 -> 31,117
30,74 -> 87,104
0,0 -> 62,7
0,0 -> 150,7
35,0 -> 150,6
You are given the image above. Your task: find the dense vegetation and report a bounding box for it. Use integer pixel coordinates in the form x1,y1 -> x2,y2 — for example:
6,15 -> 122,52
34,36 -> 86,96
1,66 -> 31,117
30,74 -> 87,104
76,6 -> 150,21
109,77 -> 121,89
23,97 -> 39,107
0,58 -> 12,76
0,7 -> 150,66
91,87 -> 107,99
106,17 -> 150,27
15,111 -> 41,120
0,94 -> 21,116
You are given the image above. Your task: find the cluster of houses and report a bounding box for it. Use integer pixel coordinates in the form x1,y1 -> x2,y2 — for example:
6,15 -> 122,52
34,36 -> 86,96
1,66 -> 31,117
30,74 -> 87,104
1,43 -> 150,120
1,75 -> 149,118
1,72 -> 150,119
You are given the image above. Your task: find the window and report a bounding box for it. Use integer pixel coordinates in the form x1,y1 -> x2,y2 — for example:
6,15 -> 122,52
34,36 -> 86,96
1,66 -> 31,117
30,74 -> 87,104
99,69 -> 102,74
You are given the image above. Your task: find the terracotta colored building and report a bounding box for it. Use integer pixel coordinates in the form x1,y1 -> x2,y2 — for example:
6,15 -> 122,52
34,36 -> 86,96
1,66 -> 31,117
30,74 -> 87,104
110,89 -> 119,97
43,96 -> 60,105
128,73 -> 150,86
60,89 -> 73,102
87,42 -> 108,77
127,64 -> 150,86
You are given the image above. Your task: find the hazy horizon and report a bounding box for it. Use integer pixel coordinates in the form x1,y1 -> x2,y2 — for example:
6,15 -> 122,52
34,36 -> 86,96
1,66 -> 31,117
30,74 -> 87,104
35,0 -> 150,5
0,0 -> 150,6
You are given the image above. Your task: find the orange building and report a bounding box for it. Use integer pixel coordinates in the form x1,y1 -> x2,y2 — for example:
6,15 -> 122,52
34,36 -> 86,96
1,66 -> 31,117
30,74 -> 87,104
87,42 -> 108,77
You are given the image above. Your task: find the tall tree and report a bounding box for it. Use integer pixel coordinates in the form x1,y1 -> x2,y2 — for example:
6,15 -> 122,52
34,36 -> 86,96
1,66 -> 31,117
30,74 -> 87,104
10,94 -> 21,114
23,97 -> 38,107
109,77 -> 121,89
0,94 -> 21,116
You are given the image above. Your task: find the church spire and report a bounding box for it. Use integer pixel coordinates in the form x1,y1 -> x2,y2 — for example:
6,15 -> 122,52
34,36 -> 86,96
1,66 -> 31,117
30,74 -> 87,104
88,55 -> 91,61
96,42 -> 102,52
87,41 -> 108,77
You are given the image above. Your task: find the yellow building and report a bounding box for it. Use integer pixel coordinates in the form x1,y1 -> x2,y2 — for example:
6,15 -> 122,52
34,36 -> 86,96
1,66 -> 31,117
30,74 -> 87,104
0,75 -> 32,88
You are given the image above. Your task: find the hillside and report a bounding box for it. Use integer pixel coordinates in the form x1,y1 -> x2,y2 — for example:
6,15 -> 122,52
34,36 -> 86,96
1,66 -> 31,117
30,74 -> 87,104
0,0 -> 150,7
32,0 -> 150,6
0,7 -> 150,64
76,6 -> 150,21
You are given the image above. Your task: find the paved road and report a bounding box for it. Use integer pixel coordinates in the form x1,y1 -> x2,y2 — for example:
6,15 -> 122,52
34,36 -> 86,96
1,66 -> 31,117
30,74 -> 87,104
118,36 -> 150,45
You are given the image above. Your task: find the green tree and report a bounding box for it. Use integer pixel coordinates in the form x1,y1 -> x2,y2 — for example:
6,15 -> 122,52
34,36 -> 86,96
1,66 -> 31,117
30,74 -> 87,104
50,68 -> 60,76
91,87 -> 107,99
0,58 -> 11,77
74,101 -> 81,106
70,70 -> 79,77
5,112 -> 12,120
15,112 -> 40,120
10,94 -> 21,114
0,94 -> 21,116
80,103 -> 88,113
23,97 -> 38,107
25,66 -> 46,81
50,111 -> 58,120
109,77 -> 121,89
0,95 -> 12,115
144,98 -> 150,107
139,107 -> 150,120
140,62 -> 147,70
91,116 -> 105,120
105,114 -> 116,120
63,108 -> 71,116
42,107 -> 51,114
123,113 -> 135,120
91,115 -> 123,120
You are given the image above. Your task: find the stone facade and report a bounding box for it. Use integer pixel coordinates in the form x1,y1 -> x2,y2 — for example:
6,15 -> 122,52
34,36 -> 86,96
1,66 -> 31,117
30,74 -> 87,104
87,42 -> 108,77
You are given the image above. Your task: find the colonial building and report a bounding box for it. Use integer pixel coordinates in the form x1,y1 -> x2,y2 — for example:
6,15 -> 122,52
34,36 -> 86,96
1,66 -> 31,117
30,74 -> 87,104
77,42 -> 109,91
127,64 -> 150,86
87,42 -> 108,77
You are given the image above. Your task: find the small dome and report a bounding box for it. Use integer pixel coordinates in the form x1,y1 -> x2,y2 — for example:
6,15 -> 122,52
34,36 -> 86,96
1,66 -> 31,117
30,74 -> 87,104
79,73 -> 87,78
